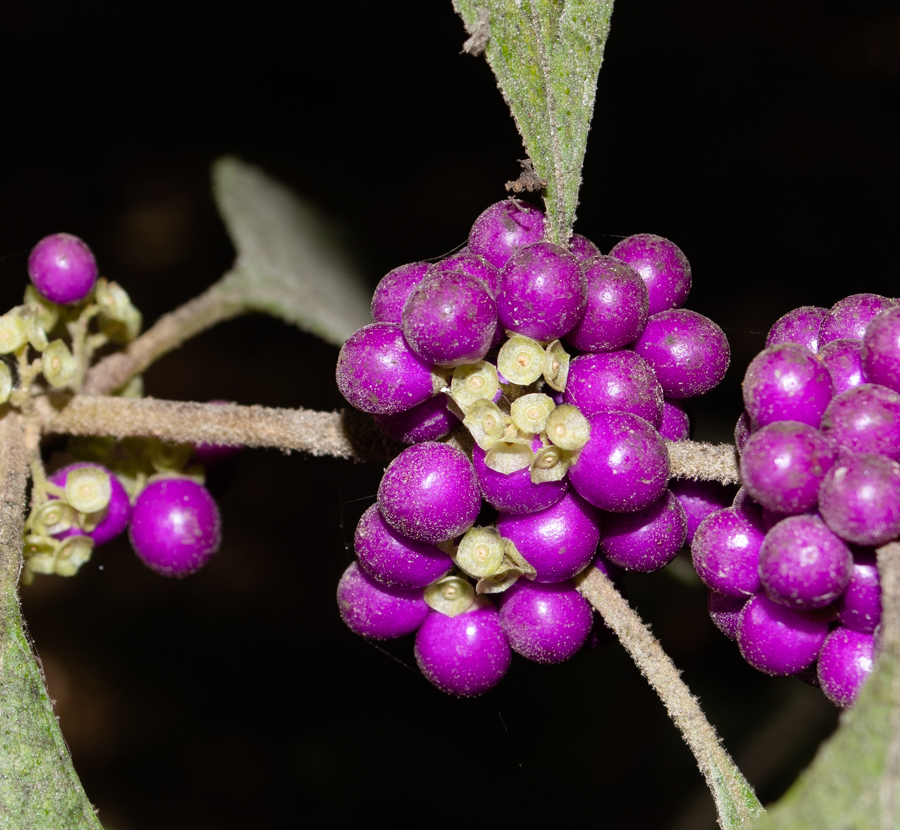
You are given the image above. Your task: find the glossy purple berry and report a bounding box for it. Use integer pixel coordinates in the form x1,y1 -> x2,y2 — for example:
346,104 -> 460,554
377,442 -> 480,544
759,514 -> 852,610
472,440 -> 568,515
818,293 -> 897,347
658,399 -> 691,441
428,252 -> 500,298
819,338 -> 864,396
742,343 -> 833,428
337,561 -> 430,640
599,489 -> 687,572
608,233 -> 691,315
414,600 -> 512,696
468,199 -> 546,269
336,323 -> 440,415
401,269 -> 497,367
739,421 -> 835,515
765,306 -> 828,353
353,503 -> 453,590
819,384 -> 900,461
372,395 -> 457,445
632,310 -> 730,399
371,262 -> 431,324
691,506 -> 766,597
861,305 -> 900,393
28,233 -> 98,305
737,594 -> 829,676
568,410 -> 669,513
564,256 -> 649,353
835,548 -> 881,633
499,580 -> 593,663
817,627 -> 875,707
129,478 -> 221,577
497,490 -> 602,584
818,452 -> 900,546
670,479 -> 737,545
496,242 -> 586,341
568,233 -> 601,262
564,351 -> 664,427
49,462 -> 131,546
734,410 -> 754,453
708,591 -> 748,640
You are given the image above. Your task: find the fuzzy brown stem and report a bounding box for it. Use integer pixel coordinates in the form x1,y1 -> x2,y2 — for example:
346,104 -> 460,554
81,283 -> 245,396
578,567 -> 764,828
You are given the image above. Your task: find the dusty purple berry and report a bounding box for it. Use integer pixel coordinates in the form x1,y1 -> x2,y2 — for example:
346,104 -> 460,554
608,233 -> 691,315
129,478 -> 221,577
468,199 -> 546,269
377,442 -> 480,544
472,440 -> 568,515
819,338 -> 864,396
599,489 -> 687,572
429,252 -> 500,297
861,305 -> 900,393
835,548 -> 881,633
820,384 -> 900,461
499,580 -> 593,663
765,306 -> 828,353
337,561 -> 430,639
818,293 -> 897,346
658,399 -> 691,441
708,591 -> 748,640
564,351 -> 663,426
372,395 -> 457,445
414,600 -> 512,696
568,233 -> 601,262
669,479 -> 737,545
817,627 -> 875,707
28,233 -> 98,305
371,262 -> 431,324
691,505 -> 766,597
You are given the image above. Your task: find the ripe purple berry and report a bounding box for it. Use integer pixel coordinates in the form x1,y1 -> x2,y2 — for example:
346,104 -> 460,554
28,233 -> 98,305
607,233 -> 691,315
337,561 -> 430,640
817,627 -> 875,707
468,199 -> 546,269
129,478 -> 221,577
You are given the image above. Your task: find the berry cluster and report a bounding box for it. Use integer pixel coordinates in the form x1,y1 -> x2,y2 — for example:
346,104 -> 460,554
692,293 -> 900,707
12,233 -> 225,582
335,199 -> 731,696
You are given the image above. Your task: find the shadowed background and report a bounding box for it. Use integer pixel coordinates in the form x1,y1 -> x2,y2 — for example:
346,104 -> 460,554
1,1 -> 898,827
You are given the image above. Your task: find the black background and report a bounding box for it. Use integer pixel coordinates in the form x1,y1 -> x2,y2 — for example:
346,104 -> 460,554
2,2 -> 898,827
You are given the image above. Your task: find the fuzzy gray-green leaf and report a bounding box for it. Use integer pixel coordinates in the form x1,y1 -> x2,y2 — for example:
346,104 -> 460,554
452,0 -> 614,244
212,156 -> 371,346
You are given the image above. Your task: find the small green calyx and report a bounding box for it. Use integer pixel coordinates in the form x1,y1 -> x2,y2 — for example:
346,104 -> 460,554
475,537 -> 536,594
95,279 -> 143,344
30,501 -> 77,536
545,404 -> 591,451
510,392 -> 556,434
485,439 -> 535,474
450,360 -> 500,410
64,467 -> 112,514
454,526 -> 506,578
463,398 -> 508,450
498,334 -> 545,385
543,340 -> 570,391
0,309 -> 28,355
0,362 -> 12,404
530,444 -> 576,484
41,339 -> 77,387
424,574 -> 476,618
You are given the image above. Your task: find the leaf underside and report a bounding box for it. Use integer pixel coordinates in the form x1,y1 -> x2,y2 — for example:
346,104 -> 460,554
212,156 -> 372,346
452,0 -> 614,244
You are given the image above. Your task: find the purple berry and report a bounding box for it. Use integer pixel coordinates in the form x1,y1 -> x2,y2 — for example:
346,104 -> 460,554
742,343 -> 833,428
599,489 -> 687,572
818,293 -> 897,347
414,600 -> 512,696
129,478 -> 221,577
861,305 -> 900,393
669,479 -> 737,545
658,398 -> 691,441
497,490 -> 602,584
496,242 -> 587,341
568,410 -> 669,513
336,323 -> 440,415
371,262 -> 430,324
734,410 -> 754,453
737,594 -> 829,676
758,514 -> 852,610
377,442 -> 480,544
564,256 -> 649,353
818,452 -> 900,546
631,310 -> 730,399
429,252 -> 501,297
49,462 -> 131,546
708,591 -> 748,640
28,233 -> 98,305
835,548 -> 881,633
564,351 -> 663,427
401,269 -> 497,367
499,580 -> 593,663
819,384 -> 900,461
353,503 -> 453,590
568,233 -> 601,262
691,506 -> 766,597
817,627 -> 875,707
472,440 -> 569,515
468,199 -> 546,269
607,233 -> 691,315
337,561 -> 430,640
765,306 -> 828,353
739,421 -> 835,515
819,338 -> 864,396
372,395 -> 457,445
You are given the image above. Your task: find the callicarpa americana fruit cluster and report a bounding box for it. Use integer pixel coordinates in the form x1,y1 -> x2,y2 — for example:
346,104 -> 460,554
335,198 -> 731,696
9,233 -> 228,582
692,294 -> 900,708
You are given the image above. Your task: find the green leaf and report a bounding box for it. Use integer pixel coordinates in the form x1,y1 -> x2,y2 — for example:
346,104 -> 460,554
0,586 -> 102,828
452,0 -> 615,244
212,156 -> 372,346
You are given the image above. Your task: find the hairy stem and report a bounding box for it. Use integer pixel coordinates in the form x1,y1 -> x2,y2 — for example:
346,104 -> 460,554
578,567 -> 765,828
82,282 -> 245,396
